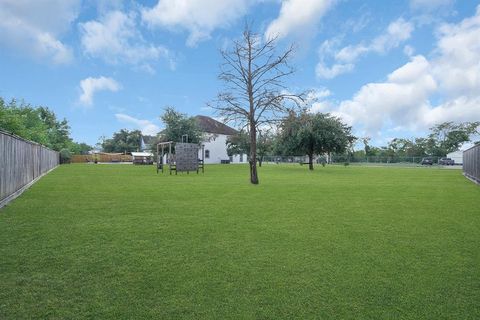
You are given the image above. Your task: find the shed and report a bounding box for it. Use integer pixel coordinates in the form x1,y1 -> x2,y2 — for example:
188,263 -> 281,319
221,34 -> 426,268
446,151 -> 463,165
131,152 -> 153,165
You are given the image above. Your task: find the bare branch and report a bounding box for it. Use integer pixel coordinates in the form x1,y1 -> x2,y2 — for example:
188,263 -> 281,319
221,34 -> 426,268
210,25 -> 303,184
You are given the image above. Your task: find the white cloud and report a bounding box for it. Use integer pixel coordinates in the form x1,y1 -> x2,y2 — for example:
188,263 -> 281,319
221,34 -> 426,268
79,77 -> 121,107
334,55 -> 437,133
316,18 -> 414,79
329,5 -> 480,138
305,88 -> 333,113
142,0 -> 253,46
423,96 -> 480,126
316,62 -> 354,79
0,0 -> 79,64
403,45 -> 415,57
79,11 -> 173,72
410,0 -> 453,11
432,8 -> 480,98
370,18 -> 414,53
115,113 -> 161,136
265,0 -> 335,40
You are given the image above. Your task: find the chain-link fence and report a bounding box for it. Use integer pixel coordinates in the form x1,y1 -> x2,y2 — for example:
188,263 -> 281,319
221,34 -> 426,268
463,145 -> 480,184
261,155 -> 448,165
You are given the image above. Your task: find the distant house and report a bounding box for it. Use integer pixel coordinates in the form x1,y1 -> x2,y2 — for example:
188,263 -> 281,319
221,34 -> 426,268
194,115 -> 247,164
140,135 -> 156,152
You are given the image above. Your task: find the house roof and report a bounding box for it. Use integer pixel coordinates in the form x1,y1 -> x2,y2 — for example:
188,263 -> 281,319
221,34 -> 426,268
194,115 -> 238,135
141,135 -> 156,145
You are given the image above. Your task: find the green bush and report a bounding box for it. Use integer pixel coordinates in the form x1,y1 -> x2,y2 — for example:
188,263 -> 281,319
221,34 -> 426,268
59,148 -> 72,164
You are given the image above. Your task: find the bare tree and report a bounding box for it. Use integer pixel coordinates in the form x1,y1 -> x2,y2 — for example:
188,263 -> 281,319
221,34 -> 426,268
211,26 -> 304,184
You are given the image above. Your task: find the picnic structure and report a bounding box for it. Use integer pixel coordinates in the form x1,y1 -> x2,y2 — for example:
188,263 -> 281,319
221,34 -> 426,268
156,140 -> 205,175
132,152 -> 154,165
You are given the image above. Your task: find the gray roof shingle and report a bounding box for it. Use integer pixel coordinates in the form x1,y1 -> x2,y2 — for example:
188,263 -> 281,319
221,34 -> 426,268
194,116 -> 238,135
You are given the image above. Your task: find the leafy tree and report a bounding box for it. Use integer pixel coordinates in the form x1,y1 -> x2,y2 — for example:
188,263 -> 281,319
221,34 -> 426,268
426,121 -> 479,156
362,137 -> 374,156
226,130 -> 250,157
211,25 -> 304,184
257,130 -> 275,167
102,129 -> 143,153
0,97 -> 89,153
38,107 -> 72,151
59,148 -> 72,164
278,110 -> 353,170
0,98 -> 48,144
69,142 -> 92,155
226,130 -> 274,166
158,107 -> 202,144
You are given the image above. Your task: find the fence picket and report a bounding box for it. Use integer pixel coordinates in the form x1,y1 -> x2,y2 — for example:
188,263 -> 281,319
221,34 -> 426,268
463,145 -> 480,185
0,129 -> 59,207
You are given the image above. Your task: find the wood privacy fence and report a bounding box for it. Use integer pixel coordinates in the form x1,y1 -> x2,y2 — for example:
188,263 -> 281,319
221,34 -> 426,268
463,144 -> 480,185
0,129 -> 59,208
71,154 -> 133,163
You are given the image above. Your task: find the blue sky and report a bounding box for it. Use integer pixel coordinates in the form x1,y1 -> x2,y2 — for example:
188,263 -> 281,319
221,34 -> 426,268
0,0 -> 479,147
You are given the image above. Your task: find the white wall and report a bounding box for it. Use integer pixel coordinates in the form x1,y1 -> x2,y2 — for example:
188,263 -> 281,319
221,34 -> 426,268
447,151 -> 463,164
201,134 -> 228,164
230,154 -> 248,164
200,133 -> 247,164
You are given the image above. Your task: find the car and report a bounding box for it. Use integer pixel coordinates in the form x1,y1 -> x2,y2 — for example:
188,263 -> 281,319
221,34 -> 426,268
438,157 -> 455,165
421,157 -> 433,165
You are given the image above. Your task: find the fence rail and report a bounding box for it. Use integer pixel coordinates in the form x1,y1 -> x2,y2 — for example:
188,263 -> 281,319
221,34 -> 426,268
463,144 -> 480,184
261,155 -> 450,165
71,154 -> 133,163
0,129 -> 59,208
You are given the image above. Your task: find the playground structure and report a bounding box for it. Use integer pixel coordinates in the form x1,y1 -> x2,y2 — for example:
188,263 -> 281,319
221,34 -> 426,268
156,139 -> 205,175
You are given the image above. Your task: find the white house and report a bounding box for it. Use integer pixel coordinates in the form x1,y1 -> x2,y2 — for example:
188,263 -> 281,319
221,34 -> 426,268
195,116 -> 248,164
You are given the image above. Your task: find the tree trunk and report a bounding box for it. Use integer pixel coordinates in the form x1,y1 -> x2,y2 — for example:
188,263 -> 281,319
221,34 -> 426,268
249,123 -> 259,184
258,156 -> 263,167
308,153 -> 314,170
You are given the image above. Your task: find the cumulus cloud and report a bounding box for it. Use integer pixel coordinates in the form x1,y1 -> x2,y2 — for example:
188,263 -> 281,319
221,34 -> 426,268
79,10 -> 173,72
334,55 -> 437,132
316,18 -> 414,79
316,62 -> 354,80
308,88 -> 334,113
329,5 -> 480,138
142,0 -> 253,46
79,76 -> 121,107
115,113 -> 161,136
265,0 -> 335,40
0,0 -> 79,64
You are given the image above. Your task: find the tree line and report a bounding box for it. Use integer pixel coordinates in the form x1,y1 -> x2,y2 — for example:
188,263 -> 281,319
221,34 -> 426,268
358,121 -> 479,160
0,97 -> 91,159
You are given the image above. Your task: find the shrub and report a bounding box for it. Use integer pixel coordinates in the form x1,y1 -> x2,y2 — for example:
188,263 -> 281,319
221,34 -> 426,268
60,148 -> 72,164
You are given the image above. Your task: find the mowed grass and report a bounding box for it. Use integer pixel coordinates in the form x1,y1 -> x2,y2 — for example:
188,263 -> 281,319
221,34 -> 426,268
0,164 -> 479,319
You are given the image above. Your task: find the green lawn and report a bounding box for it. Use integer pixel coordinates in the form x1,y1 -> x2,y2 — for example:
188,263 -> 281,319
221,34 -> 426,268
1,164 -> 479,319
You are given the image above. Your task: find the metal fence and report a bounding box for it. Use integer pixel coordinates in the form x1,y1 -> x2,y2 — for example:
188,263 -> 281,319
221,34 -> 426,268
0,129 -> 59,208
463,144 -> 480,184
261,155 -> 448,165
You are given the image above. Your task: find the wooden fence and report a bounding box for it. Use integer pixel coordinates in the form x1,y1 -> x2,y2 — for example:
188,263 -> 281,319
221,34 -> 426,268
71,154 -> 132,163
463,144 -> 480,185
0,129 -> 59,208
